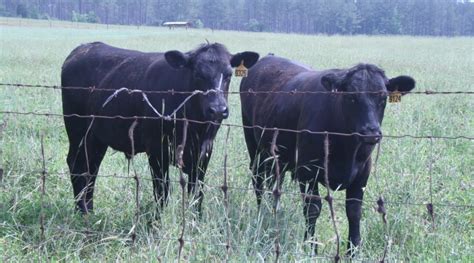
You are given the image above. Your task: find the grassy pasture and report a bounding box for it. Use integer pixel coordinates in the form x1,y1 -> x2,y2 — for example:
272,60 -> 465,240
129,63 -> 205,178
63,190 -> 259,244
0,18 -> 473,262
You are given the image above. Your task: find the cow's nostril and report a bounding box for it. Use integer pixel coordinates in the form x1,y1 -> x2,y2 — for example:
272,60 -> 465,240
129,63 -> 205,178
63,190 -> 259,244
358,128 -> 382,145
208,107 -> 217,115
222,108 -> 229,118
370,127 -> 380,134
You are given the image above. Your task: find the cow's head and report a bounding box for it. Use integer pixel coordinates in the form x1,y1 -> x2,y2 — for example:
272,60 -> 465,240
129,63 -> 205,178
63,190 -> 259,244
321,64 -> 415,144
165,43 -> 259,120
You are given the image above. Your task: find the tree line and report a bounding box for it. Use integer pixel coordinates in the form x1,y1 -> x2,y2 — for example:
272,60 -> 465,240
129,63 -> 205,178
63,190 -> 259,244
1,0 -> 473,36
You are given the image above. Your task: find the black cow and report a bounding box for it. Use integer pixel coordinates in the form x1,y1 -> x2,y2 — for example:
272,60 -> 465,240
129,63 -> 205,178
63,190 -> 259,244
240,55 -> 415,254
61,42 -> 259,214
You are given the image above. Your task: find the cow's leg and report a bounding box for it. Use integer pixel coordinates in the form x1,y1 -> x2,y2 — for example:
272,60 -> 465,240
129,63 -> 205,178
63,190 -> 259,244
67,135 -> 107,214
187,154 -> 211,215
300,179 -> 322,254
67,142 -> 89,213
148,145 -> 170,209
83,142 -> 107,212
345,185 -> 364,256
243,125 -> 265,207
252,153 -> 267,207
64,116 -> 87,213
345,160 -> 370,256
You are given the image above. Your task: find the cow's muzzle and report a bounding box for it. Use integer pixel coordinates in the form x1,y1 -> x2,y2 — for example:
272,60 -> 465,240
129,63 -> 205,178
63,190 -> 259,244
358,126 -> 382,145
208,105 -> 229,120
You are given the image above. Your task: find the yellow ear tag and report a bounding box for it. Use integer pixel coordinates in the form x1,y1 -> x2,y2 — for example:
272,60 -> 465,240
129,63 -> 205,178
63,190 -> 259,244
389,91 -> 401,103
235,60 -> 248,77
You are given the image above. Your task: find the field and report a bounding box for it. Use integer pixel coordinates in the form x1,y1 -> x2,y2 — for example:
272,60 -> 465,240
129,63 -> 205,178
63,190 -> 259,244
1,18 -> 473,262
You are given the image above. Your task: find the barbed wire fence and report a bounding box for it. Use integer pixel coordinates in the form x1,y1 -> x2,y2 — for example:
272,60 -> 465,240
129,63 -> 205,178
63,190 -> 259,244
1,82 -> 473,262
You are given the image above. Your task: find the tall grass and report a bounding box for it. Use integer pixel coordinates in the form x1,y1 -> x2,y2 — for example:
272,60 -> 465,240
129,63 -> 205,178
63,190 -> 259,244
1,18 -> 473,262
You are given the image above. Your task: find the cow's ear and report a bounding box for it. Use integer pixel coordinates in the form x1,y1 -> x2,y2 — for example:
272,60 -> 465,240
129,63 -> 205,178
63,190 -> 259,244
321,73 -> 343,91
387,76 -> 415,94
231,52 -> 260,68
165,50 -> 189,69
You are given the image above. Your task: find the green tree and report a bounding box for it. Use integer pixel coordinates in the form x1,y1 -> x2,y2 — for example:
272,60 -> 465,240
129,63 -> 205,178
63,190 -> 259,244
200,0 -> 227,29
0,0 -> 472,36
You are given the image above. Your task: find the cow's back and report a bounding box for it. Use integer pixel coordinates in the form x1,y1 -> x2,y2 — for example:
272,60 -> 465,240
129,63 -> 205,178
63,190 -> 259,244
241,56 -> 315,123
61,42 -> 144,114
240,55 -> 311,94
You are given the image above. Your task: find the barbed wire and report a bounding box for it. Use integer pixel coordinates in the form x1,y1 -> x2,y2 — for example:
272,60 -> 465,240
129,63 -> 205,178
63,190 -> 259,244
2,171 -> 473,209
2,81 -> 473,262
1,82 -> 474,95
1,110 -> 473,141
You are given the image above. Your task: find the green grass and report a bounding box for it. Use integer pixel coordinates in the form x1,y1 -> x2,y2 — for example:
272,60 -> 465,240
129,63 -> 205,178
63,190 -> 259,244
1,18 -> 473,262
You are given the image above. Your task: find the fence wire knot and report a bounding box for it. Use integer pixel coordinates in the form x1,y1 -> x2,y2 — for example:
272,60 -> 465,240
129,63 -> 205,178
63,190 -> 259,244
426,203 -> 434,222
377,196 -> 387,224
